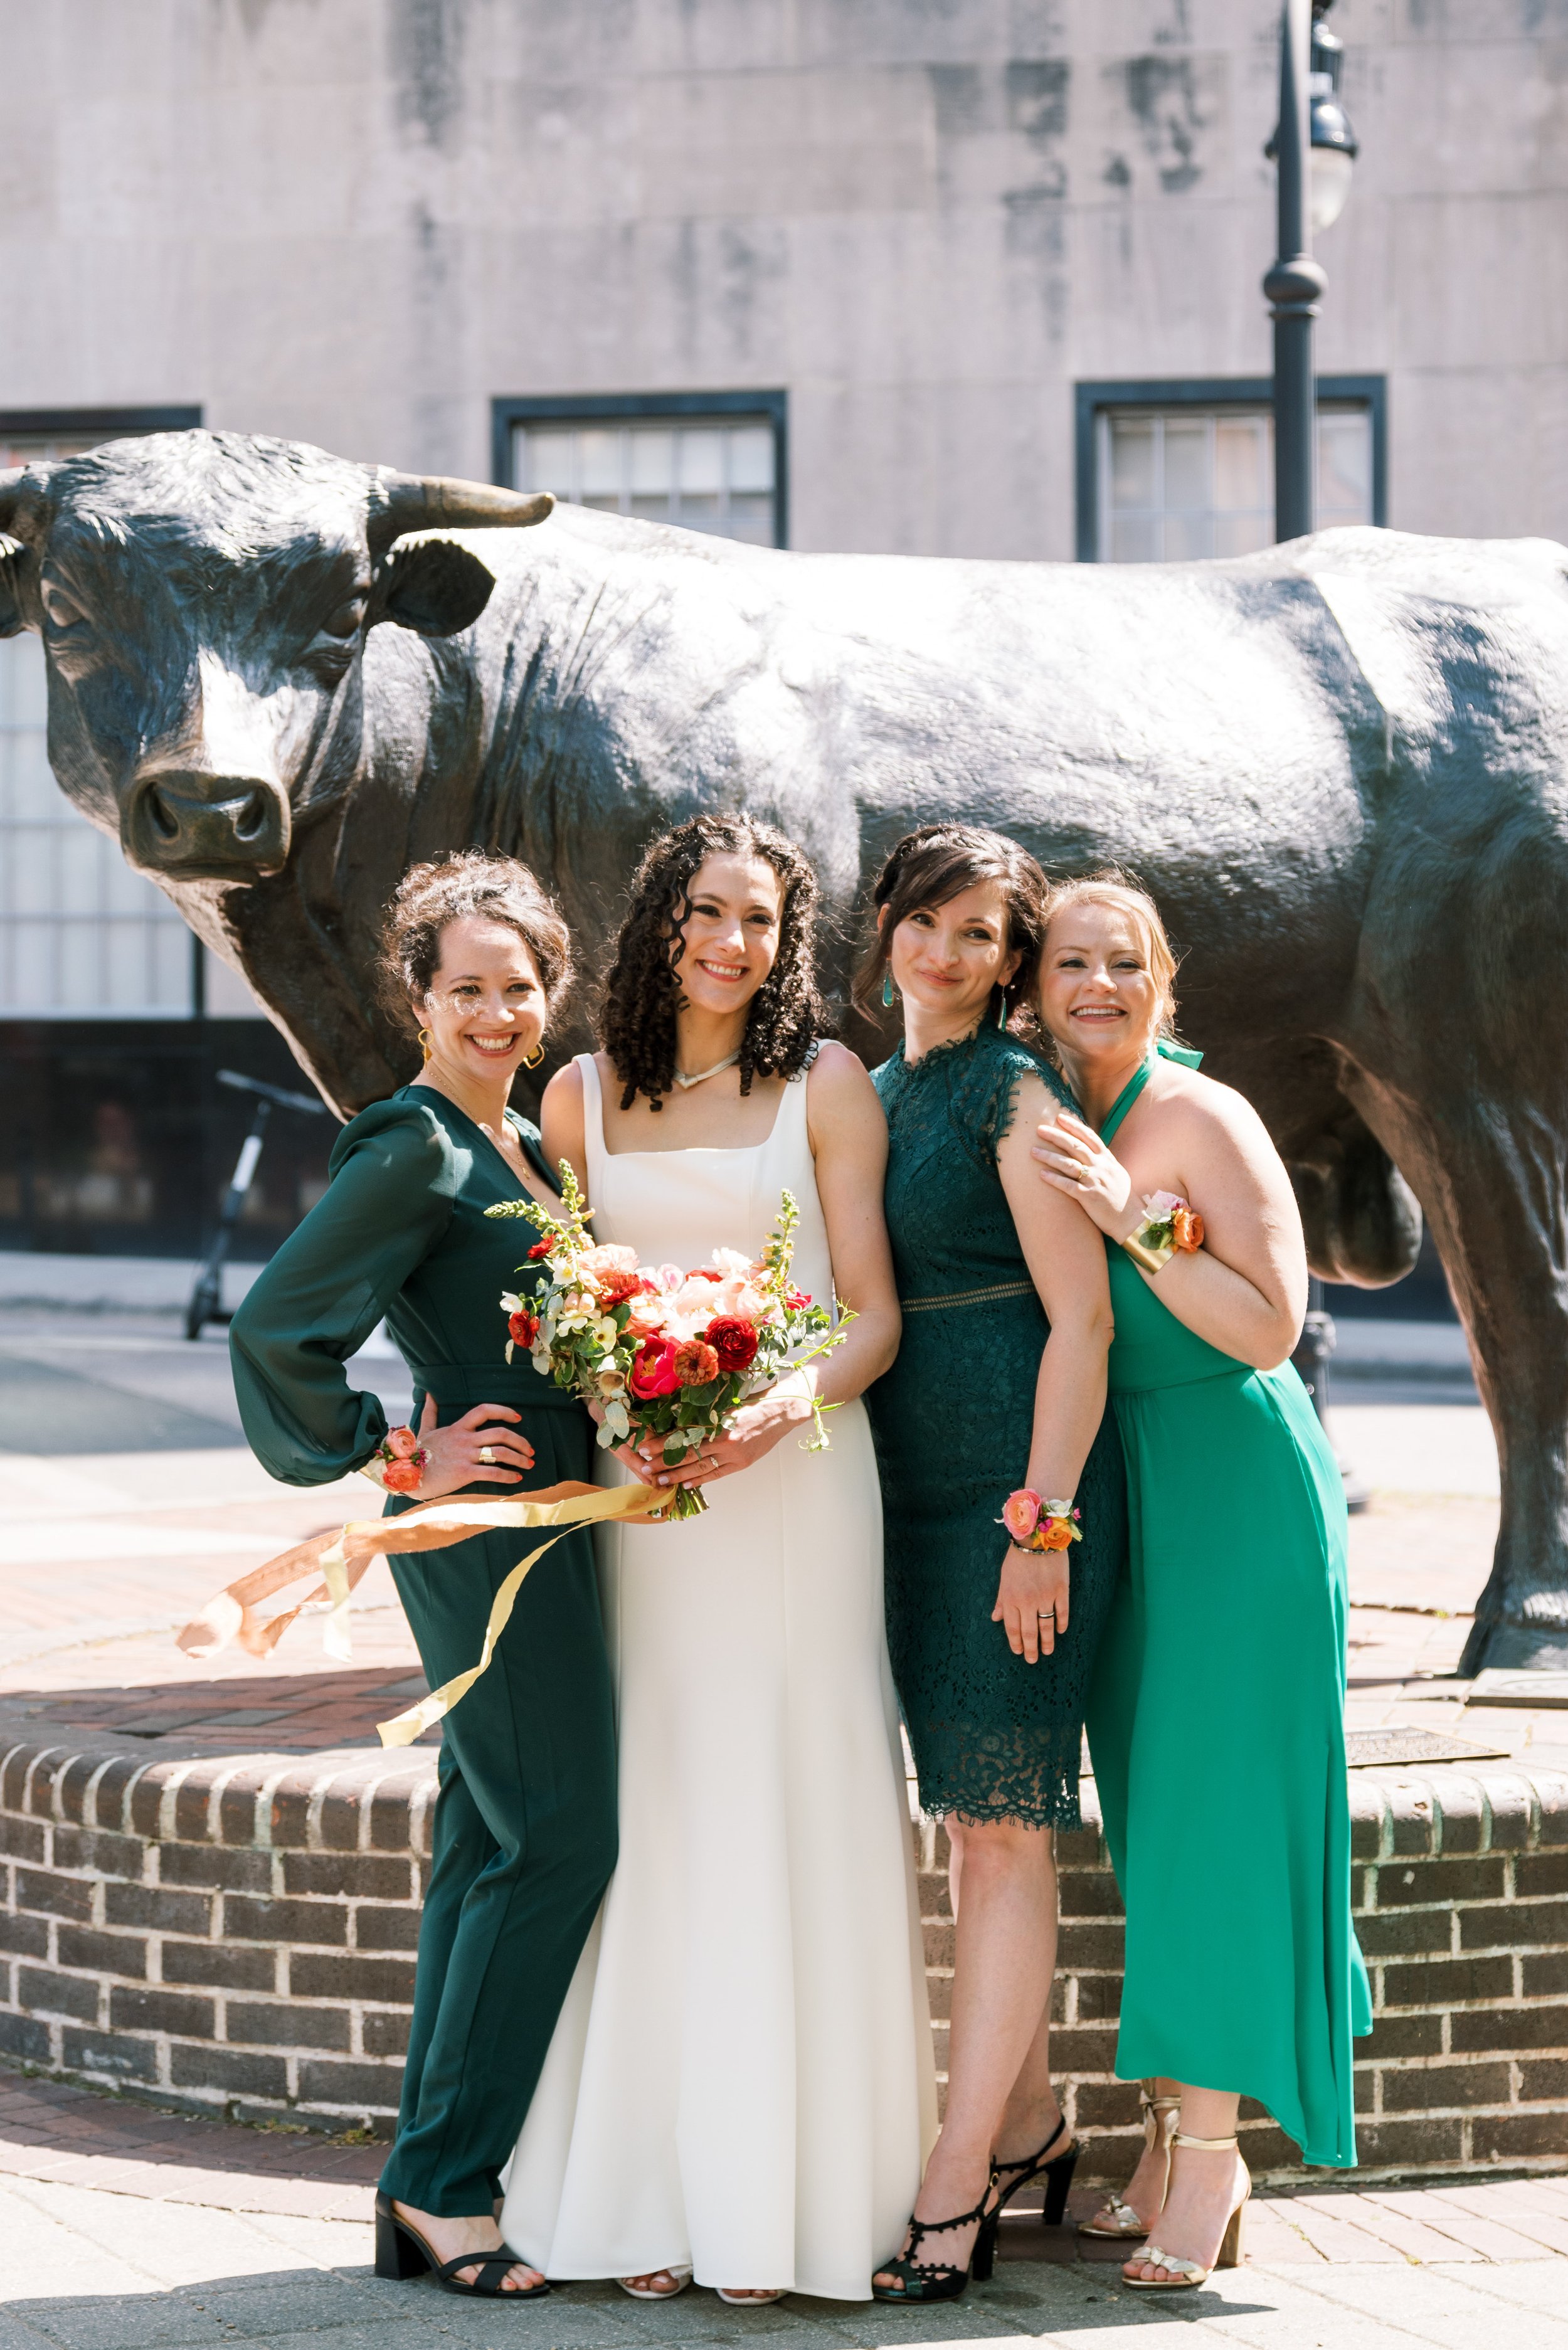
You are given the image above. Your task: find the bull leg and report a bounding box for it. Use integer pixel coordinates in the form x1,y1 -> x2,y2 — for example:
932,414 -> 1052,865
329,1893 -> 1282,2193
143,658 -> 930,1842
1343,1066 -> 1568,1672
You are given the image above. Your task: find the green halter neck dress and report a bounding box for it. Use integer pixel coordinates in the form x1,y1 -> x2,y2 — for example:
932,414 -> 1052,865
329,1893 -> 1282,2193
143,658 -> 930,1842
1084,1045 -> 1370,2170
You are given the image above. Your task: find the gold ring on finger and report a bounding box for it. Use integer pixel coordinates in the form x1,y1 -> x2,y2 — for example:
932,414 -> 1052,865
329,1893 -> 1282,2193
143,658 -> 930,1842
480,1444 -> 495,1465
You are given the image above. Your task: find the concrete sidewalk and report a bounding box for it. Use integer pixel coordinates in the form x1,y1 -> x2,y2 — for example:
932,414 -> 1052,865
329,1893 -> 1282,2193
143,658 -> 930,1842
4,2063 -> 1568,2346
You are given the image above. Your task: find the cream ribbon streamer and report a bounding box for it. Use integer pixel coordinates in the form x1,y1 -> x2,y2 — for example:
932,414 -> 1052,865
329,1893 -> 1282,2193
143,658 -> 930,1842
176,1482 -> 672,1748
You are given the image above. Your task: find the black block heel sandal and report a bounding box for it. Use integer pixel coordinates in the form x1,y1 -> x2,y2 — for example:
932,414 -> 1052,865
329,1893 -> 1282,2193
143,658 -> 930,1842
374,2193 -> 551,2299
871,2178 -> 1000,2304
992,2113 -> 1081,2231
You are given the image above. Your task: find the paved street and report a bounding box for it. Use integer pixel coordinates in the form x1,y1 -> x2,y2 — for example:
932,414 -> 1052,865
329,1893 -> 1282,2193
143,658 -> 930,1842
3,1298 -> 1567,2343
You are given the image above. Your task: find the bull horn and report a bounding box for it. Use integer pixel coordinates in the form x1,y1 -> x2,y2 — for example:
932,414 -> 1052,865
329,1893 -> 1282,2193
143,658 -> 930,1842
369,470 -> 553,550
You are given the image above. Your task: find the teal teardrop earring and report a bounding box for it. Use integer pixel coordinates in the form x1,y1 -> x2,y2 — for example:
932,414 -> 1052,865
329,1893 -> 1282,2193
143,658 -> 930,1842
882,968 -> 896,1008
995,987 -> 1009,1030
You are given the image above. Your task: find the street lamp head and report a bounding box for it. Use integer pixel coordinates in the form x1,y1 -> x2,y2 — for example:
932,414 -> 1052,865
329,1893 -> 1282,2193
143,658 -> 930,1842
1308,0 -> 1358,230
1266,0 -> 1359,233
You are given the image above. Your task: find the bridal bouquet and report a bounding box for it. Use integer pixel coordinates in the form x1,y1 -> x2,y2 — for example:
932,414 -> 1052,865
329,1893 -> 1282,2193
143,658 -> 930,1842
485,1167 -> 850,1518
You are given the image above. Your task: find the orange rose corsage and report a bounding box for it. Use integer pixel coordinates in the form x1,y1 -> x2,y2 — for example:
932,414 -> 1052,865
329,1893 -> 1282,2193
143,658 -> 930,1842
1123,1190 -> 1204,1274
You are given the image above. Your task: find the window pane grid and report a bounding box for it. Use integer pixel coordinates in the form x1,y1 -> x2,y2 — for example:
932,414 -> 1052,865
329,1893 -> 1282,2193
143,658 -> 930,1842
512,418 -> 778,547
0,430 -> 195,1019
1098,405 -> 1373,562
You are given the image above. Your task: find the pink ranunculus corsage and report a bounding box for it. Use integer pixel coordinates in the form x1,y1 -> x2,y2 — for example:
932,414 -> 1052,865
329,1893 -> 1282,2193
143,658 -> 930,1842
998,1489 -> 1083,1553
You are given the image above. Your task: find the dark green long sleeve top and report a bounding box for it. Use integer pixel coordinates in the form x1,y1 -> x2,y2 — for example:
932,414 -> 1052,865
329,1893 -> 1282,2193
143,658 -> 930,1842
230,1088 -> 577,1488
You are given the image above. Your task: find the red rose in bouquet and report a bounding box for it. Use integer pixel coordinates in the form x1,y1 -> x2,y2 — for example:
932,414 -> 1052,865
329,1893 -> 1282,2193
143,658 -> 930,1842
705,1315 -> 760,1373
629,1334 -> 682,1399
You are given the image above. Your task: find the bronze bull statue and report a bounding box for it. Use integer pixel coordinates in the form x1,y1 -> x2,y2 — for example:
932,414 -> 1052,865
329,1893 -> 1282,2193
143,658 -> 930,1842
3,429 -> 1565,1673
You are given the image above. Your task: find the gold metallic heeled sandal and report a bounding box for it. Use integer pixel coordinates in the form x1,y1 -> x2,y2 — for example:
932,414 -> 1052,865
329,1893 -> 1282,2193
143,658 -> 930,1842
1121,2131 -> 1249,2290
1078,2085 -> 1179,2238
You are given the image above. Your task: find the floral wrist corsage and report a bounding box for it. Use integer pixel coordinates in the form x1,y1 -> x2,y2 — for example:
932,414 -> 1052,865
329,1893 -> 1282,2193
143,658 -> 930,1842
999,1489 -> 1082,1552
358,1425 -> 428,1496
1122,1188 -> 1205,1275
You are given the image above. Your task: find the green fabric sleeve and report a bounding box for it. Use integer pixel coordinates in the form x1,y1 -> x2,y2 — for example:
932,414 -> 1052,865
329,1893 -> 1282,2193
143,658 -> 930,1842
228,1103 -> 457,1486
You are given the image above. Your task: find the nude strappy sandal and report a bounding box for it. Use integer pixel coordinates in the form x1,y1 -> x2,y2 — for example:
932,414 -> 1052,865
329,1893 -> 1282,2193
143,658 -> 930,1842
1078,2085 -> 1179,2238
1121,2130 -> 1249,2290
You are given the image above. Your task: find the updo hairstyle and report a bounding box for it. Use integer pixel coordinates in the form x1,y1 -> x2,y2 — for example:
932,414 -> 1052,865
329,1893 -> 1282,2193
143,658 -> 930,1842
854,823 -> 1049,1027
377,850 -> 574,1034
1040,869 -> 1182,1042
599,812 -> 827,1111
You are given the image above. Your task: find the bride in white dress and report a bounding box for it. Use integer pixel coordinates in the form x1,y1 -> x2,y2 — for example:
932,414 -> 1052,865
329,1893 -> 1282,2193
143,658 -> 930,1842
500,815 -> 936,2304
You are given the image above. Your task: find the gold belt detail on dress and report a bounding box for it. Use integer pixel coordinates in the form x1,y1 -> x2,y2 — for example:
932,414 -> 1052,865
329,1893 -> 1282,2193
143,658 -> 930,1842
900,1281 -> 1036,1313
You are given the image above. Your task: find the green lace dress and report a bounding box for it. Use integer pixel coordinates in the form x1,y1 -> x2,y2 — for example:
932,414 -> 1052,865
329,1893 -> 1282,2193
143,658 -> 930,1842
866,1024 -> 1126,1829
1083,1049 -> 1372,2169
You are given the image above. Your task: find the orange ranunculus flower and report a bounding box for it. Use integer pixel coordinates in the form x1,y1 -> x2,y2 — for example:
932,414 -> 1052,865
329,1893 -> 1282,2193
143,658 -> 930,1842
382,1459 -> 423,1494
1171,1204 -> 1205,1252
674,1338 -> 721,1387
1038,1518 -> 1076,1551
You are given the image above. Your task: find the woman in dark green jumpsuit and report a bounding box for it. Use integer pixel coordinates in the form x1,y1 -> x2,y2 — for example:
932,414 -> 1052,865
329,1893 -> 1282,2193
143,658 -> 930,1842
230,854 -> 615,2299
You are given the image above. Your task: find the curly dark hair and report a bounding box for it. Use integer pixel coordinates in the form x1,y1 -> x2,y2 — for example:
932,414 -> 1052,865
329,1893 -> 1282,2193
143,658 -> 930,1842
853,823 -> 1049,1025
600,814 -> 827,1111
376,850 -> 573,1034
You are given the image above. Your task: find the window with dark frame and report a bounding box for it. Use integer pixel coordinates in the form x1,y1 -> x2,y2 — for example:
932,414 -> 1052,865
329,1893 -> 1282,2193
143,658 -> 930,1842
0,409 -> 204,1020
1074,378 -> 1387,563
493,393 -> 788,550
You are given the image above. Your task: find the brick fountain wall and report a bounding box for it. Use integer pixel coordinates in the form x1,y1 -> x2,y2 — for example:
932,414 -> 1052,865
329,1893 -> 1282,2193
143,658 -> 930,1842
3,1733 -> 1567,2180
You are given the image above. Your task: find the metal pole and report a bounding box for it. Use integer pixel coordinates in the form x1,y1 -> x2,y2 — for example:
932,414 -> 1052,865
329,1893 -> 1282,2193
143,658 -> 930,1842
1264,0 -> 1325,541
186,1098 -> 270,1340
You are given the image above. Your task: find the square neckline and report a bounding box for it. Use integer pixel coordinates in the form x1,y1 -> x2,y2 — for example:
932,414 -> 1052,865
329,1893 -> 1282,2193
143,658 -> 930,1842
583,1052 -> 797,1160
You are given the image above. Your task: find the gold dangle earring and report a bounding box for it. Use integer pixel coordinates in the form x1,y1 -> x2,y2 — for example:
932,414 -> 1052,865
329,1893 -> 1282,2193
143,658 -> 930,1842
523,1042 -> 546,1069
418,1028 -> 433,1065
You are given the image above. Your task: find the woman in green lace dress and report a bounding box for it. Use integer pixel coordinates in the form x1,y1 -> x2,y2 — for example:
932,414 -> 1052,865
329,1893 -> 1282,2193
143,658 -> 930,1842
230,855 -> 616,2303
1030,874 -> 1369,2294
861,828 -> 1126,2302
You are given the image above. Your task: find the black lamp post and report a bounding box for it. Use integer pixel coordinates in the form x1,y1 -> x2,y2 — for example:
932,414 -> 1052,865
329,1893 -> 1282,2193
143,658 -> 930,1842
1265,0 -> 1362,1486
1264,0 -> 1360,540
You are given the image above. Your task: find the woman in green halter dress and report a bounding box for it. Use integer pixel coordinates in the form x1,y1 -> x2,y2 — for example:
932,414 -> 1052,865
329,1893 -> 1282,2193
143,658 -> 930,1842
1030,876 -> 1369,2294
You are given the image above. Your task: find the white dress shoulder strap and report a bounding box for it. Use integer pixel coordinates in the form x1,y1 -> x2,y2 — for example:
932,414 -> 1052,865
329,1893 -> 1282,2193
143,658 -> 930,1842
576,1051 -> 607,1204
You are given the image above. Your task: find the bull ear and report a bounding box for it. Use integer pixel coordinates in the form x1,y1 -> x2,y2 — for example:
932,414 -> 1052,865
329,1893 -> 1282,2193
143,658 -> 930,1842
0,535 -> 32,638
372,537 -> 497,638
0,465 -> 48,637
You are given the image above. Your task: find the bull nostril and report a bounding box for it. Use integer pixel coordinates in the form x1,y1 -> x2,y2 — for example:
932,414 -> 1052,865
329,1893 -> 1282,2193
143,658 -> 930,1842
233,790 -> 268,843
148,791 -> 181,843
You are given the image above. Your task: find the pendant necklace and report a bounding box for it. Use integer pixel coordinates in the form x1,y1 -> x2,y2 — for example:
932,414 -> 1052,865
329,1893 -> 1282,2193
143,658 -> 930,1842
672,1049 -> 741,1090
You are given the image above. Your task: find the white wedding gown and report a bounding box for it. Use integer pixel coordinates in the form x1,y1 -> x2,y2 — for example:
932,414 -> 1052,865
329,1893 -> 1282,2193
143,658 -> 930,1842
500,1052 -> 936,2299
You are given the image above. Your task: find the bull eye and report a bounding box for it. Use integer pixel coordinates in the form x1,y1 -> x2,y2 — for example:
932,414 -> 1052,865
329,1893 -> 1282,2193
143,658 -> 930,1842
41,582 -> 87,631
320,597 -> 367,640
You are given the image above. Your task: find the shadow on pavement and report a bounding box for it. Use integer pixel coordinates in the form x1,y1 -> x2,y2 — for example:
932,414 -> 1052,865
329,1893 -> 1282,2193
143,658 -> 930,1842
0,1353 -> 238,1455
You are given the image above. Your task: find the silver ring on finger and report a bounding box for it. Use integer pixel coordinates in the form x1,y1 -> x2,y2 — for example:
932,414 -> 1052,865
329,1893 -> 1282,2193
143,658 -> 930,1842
479,1444 -> 495,1465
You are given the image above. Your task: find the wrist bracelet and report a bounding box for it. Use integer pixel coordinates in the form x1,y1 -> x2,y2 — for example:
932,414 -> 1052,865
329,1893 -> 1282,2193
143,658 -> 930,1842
999,1488 -> 1083,1553
359,1426 -> 427,1496
1123,1190 -> 1204,1274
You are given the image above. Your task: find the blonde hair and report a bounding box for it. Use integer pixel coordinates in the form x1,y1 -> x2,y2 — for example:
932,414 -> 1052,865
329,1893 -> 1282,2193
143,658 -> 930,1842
1041,869 -> 1182,1042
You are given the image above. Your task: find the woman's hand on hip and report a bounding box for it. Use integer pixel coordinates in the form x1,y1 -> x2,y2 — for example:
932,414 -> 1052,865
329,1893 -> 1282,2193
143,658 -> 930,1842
993,1545 -> 1071,1663
410,1394 -> 534,1499
1032,1109 -> 1135,1237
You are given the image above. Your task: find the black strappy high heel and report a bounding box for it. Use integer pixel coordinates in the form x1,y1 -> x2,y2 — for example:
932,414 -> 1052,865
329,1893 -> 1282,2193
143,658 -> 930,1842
990,2113 -> 1081,2230
374,2193 -> 551,2299
871,2175 -> 1001,2304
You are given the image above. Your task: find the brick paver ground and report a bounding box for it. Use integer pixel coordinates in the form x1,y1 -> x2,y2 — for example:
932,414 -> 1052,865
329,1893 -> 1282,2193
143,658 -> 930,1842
7,1313 -> 1568,2342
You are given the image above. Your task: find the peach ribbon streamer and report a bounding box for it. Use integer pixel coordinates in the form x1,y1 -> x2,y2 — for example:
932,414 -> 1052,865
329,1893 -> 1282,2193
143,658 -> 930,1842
175,1481 -> 672,1748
